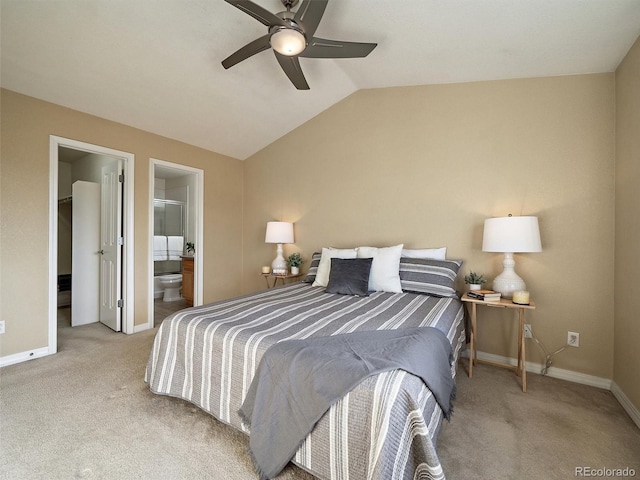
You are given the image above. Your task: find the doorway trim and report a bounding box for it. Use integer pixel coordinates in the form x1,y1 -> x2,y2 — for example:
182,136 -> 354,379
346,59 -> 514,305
148,158 -> 204,328
48,136 -> 135,354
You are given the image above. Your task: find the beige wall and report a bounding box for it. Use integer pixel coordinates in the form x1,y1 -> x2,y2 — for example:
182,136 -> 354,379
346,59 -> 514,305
243,74 -> 616,378
614,37 -> 640,410
0,89 -> 243,357
1,66 -> 633,407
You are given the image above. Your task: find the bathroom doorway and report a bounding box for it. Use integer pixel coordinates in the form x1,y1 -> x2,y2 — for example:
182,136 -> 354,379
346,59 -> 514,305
149,159 -> 203,328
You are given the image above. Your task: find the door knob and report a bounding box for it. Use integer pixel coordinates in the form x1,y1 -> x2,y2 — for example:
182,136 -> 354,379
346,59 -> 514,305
99,250 -> 105,255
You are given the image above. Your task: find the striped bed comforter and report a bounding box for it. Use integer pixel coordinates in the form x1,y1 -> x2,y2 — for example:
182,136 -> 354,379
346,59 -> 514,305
145,282 -> 465,480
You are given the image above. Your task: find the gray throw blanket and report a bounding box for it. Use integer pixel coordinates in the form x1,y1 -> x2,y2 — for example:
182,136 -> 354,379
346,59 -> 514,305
238,327 -> 456,480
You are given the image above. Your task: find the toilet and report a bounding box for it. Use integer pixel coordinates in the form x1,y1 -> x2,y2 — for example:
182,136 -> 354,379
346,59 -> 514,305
159,274 -> 183,302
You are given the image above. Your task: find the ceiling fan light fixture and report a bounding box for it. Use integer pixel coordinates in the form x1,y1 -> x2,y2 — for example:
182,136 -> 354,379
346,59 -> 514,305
270,27 -> 306,56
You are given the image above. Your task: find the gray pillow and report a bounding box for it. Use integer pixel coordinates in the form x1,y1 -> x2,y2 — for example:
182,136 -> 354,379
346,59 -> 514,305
303,252 -> 322,283
399,257 -> 463,298
325,258 -> 373,296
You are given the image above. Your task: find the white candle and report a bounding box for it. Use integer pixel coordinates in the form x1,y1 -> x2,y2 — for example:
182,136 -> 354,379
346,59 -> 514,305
513,291 -> 530,305
262,266 -> 270,274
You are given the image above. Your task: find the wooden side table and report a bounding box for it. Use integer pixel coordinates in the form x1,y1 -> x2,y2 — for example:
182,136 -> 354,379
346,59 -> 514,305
262,272 -> 303,289
461,293 -> 536,392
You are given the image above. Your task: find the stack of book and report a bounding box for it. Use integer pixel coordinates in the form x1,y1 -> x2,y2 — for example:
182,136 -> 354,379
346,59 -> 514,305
467,289 -> 502,302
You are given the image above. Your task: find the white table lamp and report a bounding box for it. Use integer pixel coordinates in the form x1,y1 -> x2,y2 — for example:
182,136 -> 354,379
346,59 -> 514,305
482,215 -> 541,298
265,221 -> 294,274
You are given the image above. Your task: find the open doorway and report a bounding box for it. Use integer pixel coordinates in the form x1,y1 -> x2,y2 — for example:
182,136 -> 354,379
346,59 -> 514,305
149,159 -> 203,328
48,136 -> 135,355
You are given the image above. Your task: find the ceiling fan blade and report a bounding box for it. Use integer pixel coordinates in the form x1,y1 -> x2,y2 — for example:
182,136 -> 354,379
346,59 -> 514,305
300,37 -> 377,58
274,52 -> 309,90
222,35 -> 271,69
294,0 -> 328,38
224,0 -> 287,27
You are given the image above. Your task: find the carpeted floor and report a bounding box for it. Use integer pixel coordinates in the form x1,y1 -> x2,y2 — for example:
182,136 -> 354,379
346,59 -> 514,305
0,309 -> 638,479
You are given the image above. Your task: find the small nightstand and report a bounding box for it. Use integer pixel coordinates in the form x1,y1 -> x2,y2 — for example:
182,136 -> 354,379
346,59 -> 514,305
461,293 -> 536,392
262,272 -> 303,289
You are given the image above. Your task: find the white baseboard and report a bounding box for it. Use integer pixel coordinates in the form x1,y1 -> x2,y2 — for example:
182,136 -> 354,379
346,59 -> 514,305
0,347 -> 52,368
611,381 -> 640,429
133,322 -> 152,333
461,350 -> 612,389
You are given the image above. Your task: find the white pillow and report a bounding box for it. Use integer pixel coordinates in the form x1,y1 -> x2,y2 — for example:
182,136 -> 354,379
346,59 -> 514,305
401,247 -> 447,260
357,244 -> 403,293
312,247 -> 358,287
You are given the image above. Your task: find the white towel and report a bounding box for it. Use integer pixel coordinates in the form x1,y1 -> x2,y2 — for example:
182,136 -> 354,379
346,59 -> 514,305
153,236 -> 168,261
168,236 -> 184,260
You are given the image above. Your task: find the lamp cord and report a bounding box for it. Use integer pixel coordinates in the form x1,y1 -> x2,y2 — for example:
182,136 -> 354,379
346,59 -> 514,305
529,329 -> 570,375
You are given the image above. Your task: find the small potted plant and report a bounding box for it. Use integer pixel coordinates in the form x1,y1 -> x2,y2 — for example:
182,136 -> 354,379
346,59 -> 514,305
286,253 -> 304,275
464,271 -> 486,291
185,242 -> 195,256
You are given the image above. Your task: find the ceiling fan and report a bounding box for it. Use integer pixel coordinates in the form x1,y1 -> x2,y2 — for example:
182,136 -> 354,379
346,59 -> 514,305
221,0 -> 377,90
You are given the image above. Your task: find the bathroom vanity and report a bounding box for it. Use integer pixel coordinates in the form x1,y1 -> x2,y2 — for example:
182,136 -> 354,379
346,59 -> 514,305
181,256 -> 194,306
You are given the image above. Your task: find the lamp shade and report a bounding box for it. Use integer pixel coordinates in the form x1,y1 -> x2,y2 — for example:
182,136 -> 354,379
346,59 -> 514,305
265,221 -> 294,244
482,216 -> 541,253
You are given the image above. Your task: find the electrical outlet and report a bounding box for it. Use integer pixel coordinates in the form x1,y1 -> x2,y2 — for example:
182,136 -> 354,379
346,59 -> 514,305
524,324 -> 532,339
0,320 -> 5,334
568,331 -> 579,347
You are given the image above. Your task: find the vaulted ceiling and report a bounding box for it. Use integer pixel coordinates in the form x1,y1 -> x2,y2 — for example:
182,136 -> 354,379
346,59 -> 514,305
2,0 -> 640,160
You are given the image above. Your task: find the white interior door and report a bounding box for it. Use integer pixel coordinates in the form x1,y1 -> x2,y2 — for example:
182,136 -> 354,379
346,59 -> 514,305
100,160 -> 123,331
71,181 -> 100,326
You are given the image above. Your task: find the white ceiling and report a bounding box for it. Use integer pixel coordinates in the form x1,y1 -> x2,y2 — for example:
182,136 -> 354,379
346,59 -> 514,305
2,0 -> 640,160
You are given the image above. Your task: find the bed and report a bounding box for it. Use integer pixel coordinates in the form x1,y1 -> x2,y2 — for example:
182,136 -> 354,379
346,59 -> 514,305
145,252 -> 465,480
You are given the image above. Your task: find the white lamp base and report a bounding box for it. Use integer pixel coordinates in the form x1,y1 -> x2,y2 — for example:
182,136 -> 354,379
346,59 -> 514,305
271,243 -> 287,275
492,252 -> 526,299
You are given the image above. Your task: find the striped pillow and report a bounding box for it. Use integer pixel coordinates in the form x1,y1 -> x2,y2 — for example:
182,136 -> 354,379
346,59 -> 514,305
303,252 -> 322,283
399,257 -> 463,298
